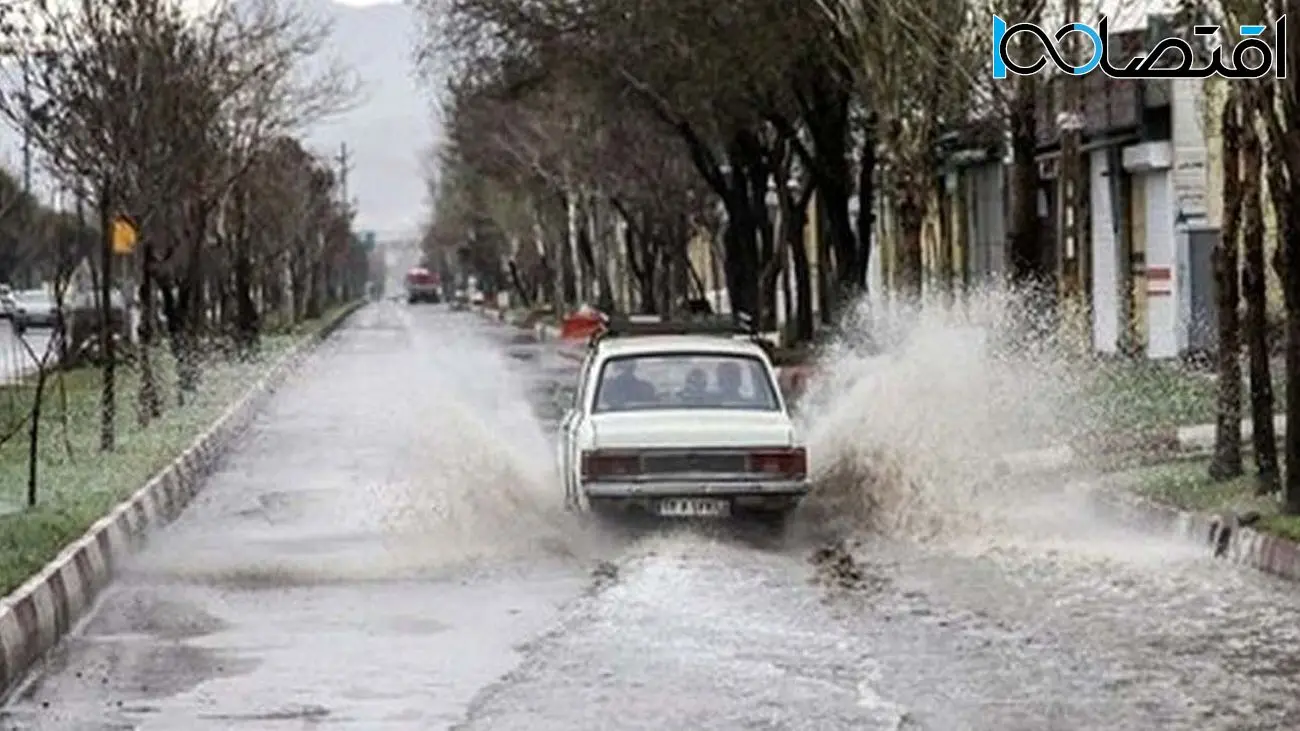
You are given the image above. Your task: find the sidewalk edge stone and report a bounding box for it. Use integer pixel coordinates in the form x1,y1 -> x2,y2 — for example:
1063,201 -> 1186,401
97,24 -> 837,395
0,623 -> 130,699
0,299 -> 364,702
1088,487 -> 1300,583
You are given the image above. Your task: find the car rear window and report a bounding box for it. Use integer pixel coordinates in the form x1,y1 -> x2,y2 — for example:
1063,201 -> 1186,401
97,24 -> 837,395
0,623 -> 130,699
592,352 -> 780,413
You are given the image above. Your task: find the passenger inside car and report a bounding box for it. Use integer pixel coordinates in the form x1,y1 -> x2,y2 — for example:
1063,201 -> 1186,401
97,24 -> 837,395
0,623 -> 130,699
714,361 -> 744,402
680,366 -> 709,403
600,359 -> 657,408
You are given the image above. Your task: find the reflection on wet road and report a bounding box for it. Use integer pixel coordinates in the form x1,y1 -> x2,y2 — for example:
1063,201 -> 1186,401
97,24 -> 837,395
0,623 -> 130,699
4,301 -> 1300,730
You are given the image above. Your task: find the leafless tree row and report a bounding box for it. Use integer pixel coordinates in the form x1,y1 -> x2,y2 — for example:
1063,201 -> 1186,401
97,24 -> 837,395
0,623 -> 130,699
415,0 -> 1015,339
1201,0 -> 1300,512
0,0 -> 367,457
419,0 -> 1300,513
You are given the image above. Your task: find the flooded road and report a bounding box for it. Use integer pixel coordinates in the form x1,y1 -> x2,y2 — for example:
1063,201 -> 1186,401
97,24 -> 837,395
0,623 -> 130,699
5,301 -> 1300,730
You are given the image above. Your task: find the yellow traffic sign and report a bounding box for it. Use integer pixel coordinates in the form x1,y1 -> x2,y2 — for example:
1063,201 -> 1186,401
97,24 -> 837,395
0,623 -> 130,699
111,216 -> 137,254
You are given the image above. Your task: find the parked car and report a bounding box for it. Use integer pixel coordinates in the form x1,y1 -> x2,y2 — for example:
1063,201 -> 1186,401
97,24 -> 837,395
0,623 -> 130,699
0,285 -> 14,319
557,315 -> 807,531
12,289 -> 60,334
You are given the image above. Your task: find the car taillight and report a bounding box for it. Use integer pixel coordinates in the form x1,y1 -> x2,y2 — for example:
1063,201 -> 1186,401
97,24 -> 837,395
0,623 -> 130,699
749,448 -> 806,479
581,451 -> 641,481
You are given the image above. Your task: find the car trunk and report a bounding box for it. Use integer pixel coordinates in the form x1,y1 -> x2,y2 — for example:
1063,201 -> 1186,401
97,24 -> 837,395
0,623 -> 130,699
589,410 -> 793,449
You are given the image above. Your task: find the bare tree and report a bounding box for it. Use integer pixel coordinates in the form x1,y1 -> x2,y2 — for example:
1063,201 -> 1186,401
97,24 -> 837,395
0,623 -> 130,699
1239,85 -> 1279,493
822,0 -> 981,300
1209,88 -> 1245,481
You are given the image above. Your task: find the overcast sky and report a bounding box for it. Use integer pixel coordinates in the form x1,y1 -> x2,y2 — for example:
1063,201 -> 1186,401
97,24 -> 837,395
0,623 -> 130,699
0,0 -> 436,241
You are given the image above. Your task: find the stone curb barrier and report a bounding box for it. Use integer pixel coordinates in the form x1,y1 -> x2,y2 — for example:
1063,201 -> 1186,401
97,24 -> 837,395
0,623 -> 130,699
999,416 -> 1300,584
1084,486 -> 1300,583
0,300 -> 365,702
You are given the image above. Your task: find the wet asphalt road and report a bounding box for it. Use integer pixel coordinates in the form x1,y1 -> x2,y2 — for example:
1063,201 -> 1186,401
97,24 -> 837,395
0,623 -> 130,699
5,301 -> 1300,730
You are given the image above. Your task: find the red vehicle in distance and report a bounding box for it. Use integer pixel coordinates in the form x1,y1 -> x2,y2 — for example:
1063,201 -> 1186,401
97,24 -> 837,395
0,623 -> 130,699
405,267 -> 441,304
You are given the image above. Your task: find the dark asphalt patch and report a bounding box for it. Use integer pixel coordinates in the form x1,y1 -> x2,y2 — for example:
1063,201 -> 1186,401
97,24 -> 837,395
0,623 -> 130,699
81,591 -> 229,641
588,560 -> 619,594
20,638 -> 257,704
809,539 -> 889,593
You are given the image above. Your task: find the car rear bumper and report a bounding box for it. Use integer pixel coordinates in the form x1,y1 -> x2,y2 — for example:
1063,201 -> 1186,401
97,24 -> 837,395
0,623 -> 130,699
583,479 -> 808,499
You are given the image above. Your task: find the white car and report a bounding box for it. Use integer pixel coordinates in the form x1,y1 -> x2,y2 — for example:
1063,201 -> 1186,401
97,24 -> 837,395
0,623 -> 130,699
12,289 -> 60,334
557,317 -> 808,529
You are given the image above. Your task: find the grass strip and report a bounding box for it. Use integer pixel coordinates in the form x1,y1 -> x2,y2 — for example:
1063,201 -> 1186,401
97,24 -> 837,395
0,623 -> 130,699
1079,358 -> 1287,432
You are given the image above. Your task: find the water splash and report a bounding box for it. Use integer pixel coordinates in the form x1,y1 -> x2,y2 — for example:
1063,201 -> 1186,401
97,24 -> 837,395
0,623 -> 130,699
794,286 -> 1108,546
370,307 -> 612,565
129,302 -> 614,588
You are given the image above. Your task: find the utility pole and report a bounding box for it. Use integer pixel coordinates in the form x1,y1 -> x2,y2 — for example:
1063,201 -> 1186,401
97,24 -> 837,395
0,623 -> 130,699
335,142 -> 352,214
1058,0 -> 1088,336
21,57 -> 31,197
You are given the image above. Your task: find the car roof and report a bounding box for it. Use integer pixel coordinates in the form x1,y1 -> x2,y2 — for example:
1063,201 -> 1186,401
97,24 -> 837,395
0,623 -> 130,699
594,335 -> 772,360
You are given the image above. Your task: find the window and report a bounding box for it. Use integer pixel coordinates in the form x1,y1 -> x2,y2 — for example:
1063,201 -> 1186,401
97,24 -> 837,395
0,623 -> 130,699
592,352 -> 780,413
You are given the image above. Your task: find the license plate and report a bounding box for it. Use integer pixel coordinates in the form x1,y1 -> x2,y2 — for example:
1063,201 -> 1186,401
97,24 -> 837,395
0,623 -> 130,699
657,498 -> 730,518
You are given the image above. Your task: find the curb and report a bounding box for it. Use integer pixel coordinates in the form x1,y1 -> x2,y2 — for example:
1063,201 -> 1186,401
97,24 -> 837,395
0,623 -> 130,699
1087,486 -> 1300,583
999,432 -> 1300,583
0,300 -> 365,702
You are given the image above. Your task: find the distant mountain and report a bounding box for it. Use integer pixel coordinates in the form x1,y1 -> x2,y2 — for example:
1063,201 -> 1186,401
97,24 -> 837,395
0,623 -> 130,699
0,0 -> 441,241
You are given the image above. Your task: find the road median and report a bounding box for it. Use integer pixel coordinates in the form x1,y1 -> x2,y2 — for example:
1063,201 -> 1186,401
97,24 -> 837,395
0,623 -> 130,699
0,300 -> 364,701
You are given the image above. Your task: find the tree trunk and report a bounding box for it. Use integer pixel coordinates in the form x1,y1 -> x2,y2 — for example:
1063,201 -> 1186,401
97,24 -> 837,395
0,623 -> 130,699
816,199 -> 834,326
935,176 -> 954,301
1284,199 -> 1300,514
1209,94 -> 1244,481
1239,117 -> 1279,493
161,280 -> 189,407
97,185 -> 115,452
1008,74 -> 1046,288
179,238 -> 205,395
137,243 -> 161,427
896,195 -> 925,301
790,213 -> 815,344
234,236 -> 259,355
26,366 -> 47,506
856,120 -> 878,292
